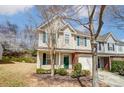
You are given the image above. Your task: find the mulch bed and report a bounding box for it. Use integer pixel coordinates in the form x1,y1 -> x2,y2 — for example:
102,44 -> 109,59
31,73 -> 109,87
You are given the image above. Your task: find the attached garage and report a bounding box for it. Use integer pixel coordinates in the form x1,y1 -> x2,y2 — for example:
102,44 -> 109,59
78,55 -> 92,72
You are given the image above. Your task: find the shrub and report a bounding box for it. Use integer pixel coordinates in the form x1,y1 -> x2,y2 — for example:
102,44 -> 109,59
36,68 -> 51,74
73,63 -> 82,71
81,70 -> 91,76
2,56 -> 11,63
111,60 -> 124,76
56,68 -> 68,76
20,57 -> 36,63
31,50 -> 37,57
111,61 -> 124,72
71,63 -> 82,78
36,68 -> 45,74
71,71 -> 79,78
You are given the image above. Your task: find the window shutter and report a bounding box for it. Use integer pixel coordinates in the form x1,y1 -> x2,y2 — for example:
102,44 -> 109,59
84,37 -> 87,46
77,36 -> 80,46
99,42 -> 101,50
108,43 -> 110,51
113,44 -> 115,51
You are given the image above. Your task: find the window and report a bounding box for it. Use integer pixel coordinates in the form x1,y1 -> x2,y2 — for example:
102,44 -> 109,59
118,46 -> 123,52
77,36 -> 80,46
99,42 -> 104,51
108,43 -> 115,51
77,36 -> 87,46
43,53 -> 46,65
84,37 -> 87,47
99,42 -> 102,50
43,53 -> 51,65
65,34 -> 69,44
43,32 -> 48,43
113,44 -> 115,51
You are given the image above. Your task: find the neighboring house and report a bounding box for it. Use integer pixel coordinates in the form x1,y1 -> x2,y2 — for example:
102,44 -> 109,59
0,43 -> 3,60
97,32 -> 124,70
36,16 -> 124,72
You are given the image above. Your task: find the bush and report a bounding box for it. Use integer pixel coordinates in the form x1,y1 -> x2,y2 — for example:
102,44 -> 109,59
71,63 -> 82,78
31,50 -> 37,57
111,61 -> 124,72
20,57 -> 36,63
36,68 -> 51,74
73,63 -> 82,71
81,70 -> 91,76
2,56 -> 11,63
2,56 -> 36,63
56,68 -> 68,76
36,68 -> 67,75
111,61 -> 124,76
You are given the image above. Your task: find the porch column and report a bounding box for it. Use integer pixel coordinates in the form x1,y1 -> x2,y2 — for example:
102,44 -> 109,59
109,56 -> 111,71
37,51 -> 40,68
59,52 -> 61,66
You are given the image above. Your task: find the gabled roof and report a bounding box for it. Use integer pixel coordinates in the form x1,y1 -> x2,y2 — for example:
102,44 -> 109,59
37,15 -> 87,36
37,16 -> 124,43
37,15 -> 66,30
97,32 -> 117,42
60,24 -> 77,33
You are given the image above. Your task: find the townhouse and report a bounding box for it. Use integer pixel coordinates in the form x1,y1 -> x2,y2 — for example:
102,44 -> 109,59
36,16 -> 124,72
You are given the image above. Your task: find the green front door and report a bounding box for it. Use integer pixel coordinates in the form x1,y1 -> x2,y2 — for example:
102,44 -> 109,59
64,55 -> 69,69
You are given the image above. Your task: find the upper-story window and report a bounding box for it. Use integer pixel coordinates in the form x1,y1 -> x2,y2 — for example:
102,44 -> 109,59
43,32 -> 48,43
77,36 -> 87,46
99,42 -> 102,51
98,42 -> 104,51
77,36 -> 80,46
84,37 -> 87,47
65,34 -> 70,44
108,43 -> 115,51
118,46 -> 123,52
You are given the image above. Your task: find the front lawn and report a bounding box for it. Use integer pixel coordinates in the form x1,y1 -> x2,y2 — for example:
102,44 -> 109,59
0,62 -> 36,87
0,62 -> 109,87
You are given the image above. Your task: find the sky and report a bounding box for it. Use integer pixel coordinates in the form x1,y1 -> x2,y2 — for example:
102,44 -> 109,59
0,5 -> 123,41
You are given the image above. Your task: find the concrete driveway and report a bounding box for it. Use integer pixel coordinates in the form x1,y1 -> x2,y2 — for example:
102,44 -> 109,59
98,70 -> 124,87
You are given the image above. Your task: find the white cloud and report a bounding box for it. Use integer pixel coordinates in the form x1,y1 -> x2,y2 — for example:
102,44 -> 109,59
0,5 -> 33,15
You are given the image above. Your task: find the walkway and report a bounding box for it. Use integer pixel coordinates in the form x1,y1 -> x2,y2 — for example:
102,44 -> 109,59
98,70 -> 124,87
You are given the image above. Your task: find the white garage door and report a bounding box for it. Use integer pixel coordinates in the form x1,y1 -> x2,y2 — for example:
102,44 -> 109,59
78,56 -> 92,71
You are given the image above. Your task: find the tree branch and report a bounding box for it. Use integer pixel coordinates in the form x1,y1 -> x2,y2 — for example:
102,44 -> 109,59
95,5 -> 106,39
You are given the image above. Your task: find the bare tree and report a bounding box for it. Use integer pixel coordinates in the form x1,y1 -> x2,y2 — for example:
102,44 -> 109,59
35,5 -> 106,84
110,6 -> 124,29
36,6 -> 63,76
54,5 -> 106,86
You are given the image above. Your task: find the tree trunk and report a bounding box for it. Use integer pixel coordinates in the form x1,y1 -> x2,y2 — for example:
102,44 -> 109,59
51,52 -> 55,77
91,40 -> 98,87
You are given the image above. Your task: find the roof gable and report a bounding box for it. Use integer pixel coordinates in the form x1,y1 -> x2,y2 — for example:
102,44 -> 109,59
97,32 -> 117,43
105,33 -> 117,42
37,15 -> 78,34
38,16 -> 66,29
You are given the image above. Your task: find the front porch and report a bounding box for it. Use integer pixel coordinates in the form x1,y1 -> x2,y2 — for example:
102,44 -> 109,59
98,56 -> 111,70
37,51 -> 79,69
